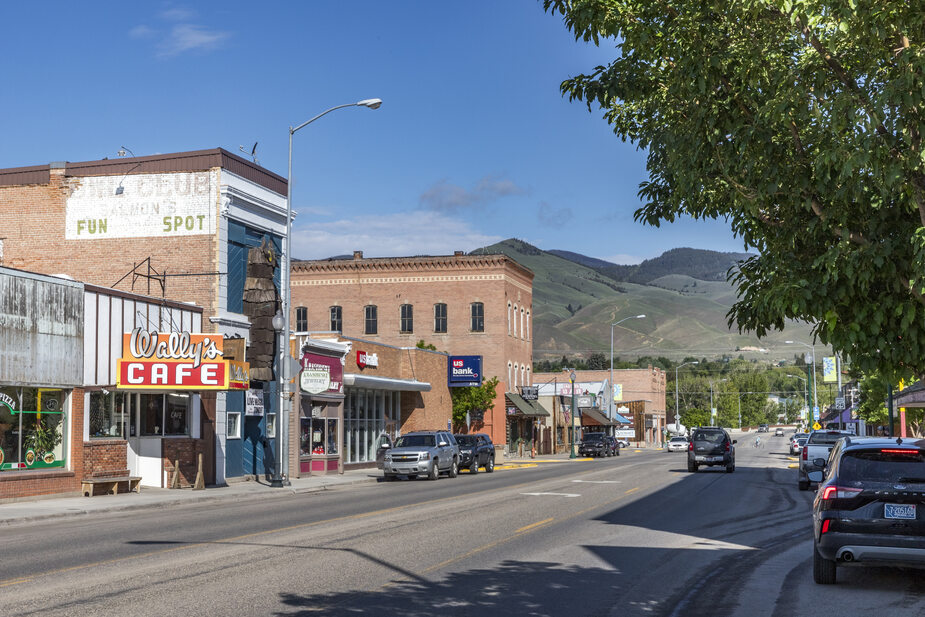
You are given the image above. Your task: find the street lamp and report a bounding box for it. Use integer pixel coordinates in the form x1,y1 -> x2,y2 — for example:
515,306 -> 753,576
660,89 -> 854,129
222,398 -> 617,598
273,98 -> 383,488
609,314 -> 646,420
568,369 -> 578,459
786,340 -> 818,427
673,361 -> 698,432
787,374 -> 808,426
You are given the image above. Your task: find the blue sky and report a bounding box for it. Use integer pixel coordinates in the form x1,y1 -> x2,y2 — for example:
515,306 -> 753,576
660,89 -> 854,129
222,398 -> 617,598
1,1 -> 744,264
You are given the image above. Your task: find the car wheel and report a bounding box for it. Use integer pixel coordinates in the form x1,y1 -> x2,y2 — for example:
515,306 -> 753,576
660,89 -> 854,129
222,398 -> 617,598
428,460 -> 439,481
470,458 -> 479,474
485,456 -> 495,473
688,461 -> 698,473
798,479 -> 809,490
813,543 -> 837,584
448,458 -> 458,478
725,463 -> 734,473
615,447 -> 620,456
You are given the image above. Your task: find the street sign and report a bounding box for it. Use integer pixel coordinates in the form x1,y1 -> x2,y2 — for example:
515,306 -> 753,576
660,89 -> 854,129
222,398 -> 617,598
835,397 -> 845,410
813,406 -> 820,421
812,421 -> 822,430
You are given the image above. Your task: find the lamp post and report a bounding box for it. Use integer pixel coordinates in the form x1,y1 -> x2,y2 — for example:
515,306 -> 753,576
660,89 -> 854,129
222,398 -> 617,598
610,314 -> 646,421
273,98 -> 383,488
786,340 -> 817,428
787,374 -> 808,427
569,369 -> 578,459
673,361 -> 698,432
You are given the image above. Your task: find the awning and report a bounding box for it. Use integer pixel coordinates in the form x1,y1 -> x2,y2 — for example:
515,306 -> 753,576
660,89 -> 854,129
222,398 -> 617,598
343,374 -> 431,392
613,412 -> 631,424
892,381 -> 925,408
507,393 -> 550,416
580,407 -> 617,426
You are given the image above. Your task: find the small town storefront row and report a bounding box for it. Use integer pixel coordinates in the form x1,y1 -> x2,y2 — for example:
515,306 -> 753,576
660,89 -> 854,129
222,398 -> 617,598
291,335 -> 450,476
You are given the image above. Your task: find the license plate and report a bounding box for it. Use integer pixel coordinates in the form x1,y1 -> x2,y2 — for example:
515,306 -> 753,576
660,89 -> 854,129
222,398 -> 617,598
885,503 -> 916,520
696,456 -> 722,462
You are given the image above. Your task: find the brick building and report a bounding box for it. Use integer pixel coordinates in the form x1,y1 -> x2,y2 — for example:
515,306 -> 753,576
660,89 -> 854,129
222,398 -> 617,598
0,149 -> 288,486
289,251 -> 534,449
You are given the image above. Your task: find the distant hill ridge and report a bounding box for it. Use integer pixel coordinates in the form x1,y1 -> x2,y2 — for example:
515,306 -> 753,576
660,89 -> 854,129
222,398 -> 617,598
548,247 -> 753,283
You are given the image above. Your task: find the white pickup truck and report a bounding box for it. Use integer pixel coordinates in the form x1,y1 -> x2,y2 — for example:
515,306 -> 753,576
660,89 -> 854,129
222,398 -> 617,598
798,429 -> 853,490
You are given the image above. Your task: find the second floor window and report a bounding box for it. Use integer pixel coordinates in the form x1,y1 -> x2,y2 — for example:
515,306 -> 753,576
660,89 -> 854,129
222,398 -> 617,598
330,306 -> 342,332
365,305 -> 378,335
400,304 -> 414,333
295,306 -> 308,332
434,303 -> 447,333
471,302 -> 484,332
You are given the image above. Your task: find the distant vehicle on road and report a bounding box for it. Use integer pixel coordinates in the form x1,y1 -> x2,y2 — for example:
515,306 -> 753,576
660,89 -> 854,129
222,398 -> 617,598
616,438 -> 631,449
578,432 -> 611,457
667,436 -> 689,452
381,431 -> 460,481
811,436 -> 925,584
688,427 -> 736,473
792,436 -> 808,456
758,424 -> 770,433
790,433 -> 808,454
453,433 -> 495,473
800,430 -> 853,490
603,435 -> 620,456
775,427 -> 785,437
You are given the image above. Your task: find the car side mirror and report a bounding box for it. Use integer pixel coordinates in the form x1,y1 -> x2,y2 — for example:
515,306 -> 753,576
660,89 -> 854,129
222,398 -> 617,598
807,471 -> 824,483
439,441 -> 448,447
813,457 -> 827,468
732,439 -> 737,444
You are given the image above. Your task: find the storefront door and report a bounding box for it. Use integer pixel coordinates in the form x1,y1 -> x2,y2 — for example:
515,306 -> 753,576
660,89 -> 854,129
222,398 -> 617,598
125,393 -> 163,487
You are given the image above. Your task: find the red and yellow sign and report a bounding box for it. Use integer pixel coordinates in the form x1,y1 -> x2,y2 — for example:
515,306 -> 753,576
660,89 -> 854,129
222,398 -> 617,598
116,329 -> 249,391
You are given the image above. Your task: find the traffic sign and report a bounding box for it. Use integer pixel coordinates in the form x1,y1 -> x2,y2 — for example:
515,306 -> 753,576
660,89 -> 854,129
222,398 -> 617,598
812,421 -> 822,430
813,406 -> 820,421
835,397 -> 845,410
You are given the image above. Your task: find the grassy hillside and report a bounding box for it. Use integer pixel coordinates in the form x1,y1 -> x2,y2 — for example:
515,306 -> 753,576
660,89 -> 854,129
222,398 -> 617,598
474,239 -> 819,362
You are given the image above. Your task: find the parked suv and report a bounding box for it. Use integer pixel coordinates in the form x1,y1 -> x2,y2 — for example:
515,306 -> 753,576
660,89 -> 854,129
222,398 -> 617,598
688,427 -> 736,472
381,431 -> 459,481
579,432 -> 611,457
453,433 -> 495,473
811,437 -> 925,584
604,435 -> 620,456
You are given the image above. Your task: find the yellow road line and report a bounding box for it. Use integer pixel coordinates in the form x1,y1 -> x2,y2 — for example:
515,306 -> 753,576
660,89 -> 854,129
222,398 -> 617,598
0,577 -> 33,588
788,463 -> 799,469
624,487 -> 640,495
516,517 -> 554,533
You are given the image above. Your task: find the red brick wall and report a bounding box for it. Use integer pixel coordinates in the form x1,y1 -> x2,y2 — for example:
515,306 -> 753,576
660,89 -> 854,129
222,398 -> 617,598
83,441 -> 128,478
163,438 -> 209,488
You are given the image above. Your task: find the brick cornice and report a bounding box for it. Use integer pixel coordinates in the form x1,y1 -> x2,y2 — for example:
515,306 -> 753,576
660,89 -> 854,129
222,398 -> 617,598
291,253 -> 534,282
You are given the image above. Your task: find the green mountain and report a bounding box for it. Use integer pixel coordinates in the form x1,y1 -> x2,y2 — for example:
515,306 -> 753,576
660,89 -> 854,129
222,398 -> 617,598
474,239 -> 818,362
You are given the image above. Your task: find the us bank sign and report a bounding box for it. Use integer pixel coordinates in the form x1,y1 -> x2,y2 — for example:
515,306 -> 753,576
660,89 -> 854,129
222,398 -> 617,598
65,171 -> 216,240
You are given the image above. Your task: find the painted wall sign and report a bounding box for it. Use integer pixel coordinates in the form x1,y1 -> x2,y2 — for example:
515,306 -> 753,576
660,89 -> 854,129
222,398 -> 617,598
356,350 -> 379,369
245,389 -> 265,416
300,353 -> 343,395
448,355 -> 482,387
65,171 -> 216,240
115,328 -> 249,390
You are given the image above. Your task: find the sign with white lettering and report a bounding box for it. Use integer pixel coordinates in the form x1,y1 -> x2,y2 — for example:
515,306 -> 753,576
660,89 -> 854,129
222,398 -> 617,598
520,386 -> 538,400
300,353 -> 343,395
65,171 -> 216,240
448,355 -> 482,387
356,350 -> 379,369
115,328 -> 248,390
245,389 -> 265,416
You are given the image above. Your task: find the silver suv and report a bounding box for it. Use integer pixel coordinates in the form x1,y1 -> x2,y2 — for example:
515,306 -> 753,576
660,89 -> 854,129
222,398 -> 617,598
382,431 -> 460,481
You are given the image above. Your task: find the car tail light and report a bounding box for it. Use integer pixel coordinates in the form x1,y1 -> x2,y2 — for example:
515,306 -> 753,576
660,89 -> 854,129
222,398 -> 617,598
802,445 -> 808,460
725,441 -> 730,452
880,449 -> 921,455
689,441 -> 693,451
821,519 -> 831,534
821,486 -> 862,500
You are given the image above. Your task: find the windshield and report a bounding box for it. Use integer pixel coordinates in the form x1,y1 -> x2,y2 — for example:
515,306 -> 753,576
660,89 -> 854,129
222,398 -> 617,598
582,433 -> 605,442
693,431 -> 725,443
455,435 -> 477,446
395,435 -> 435,448
839,450 -> 925,484
670,437 -> 687,443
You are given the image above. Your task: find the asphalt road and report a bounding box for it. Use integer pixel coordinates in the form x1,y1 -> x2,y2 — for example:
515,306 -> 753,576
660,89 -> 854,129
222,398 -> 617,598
2,438 -> 925,616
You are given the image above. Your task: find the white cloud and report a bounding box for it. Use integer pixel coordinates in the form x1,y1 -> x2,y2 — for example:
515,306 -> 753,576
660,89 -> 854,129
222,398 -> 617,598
289,210 -> 503,260
420,174 -> 526,212
129,25 -> 155,39
156,24 -> 230,58
602,253 -> 645,265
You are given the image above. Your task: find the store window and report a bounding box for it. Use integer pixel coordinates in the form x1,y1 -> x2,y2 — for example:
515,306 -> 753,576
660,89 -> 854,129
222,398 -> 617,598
300,410 -> 339,455
227,412 -> 241,439
365,305 -> 378,335
296,306 -> 308,332
434,303 -> 447,333
89,390 -> 127,439
330,306 -> 342,332
0,386 -> 67,471
471,302 -> 484,332
400,304 -> 413,333
266,413 -> 277,438
139,393 -> 190,436
343,389 -> 397,464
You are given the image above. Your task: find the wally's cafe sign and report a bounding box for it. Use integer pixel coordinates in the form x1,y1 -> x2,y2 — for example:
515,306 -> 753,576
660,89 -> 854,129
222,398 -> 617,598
116,328 -> 250,390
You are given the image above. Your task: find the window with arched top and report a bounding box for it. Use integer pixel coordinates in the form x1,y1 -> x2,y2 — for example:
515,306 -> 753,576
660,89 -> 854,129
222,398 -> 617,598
513,363 -> 519,389
526,310 -> 531,340
513,304 -> 518,338
520,364 -> 525,387
508,362 -> 513,389
526,366 -> 531,385
520,307 -> 525,339
507,302 -> 512,335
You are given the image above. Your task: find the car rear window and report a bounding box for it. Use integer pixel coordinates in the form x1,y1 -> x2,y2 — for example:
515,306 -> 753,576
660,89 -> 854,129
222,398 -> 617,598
808,432 -> 849,445
693,431 -> 725,443
839,449 -> 925,484
670,437 -> 687,443
455,435 -> 477,446
395,435 -> 435,448
582,433 -> 604,441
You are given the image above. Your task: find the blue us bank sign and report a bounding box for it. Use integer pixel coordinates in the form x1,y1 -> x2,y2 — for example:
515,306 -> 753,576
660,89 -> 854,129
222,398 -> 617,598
448,355 -> 482,387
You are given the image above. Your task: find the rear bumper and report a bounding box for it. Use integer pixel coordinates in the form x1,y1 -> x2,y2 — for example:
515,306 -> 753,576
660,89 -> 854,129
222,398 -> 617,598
818,532 -> 925,564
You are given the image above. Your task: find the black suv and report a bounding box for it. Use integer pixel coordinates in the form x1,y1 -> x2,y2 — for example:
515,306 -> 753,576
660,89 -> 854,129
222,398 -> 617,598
579,432 -> 612,457
688,427 -> 736,473
811,437 -> 925,584
453,433 -> 495,473
604,435 -> 620,456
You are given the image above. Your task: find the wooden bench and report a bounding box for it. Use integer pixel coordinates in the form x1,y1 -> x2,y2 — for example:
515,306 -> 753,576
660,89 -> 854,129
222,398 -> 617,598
81,476 -> 142,497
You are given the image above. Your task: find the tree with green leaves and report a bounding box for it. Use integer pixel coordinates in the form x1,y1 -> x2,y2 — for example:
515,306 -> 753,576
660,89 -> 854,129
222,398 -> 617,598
451,377 -> 501,430
544,0 -> 925,382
